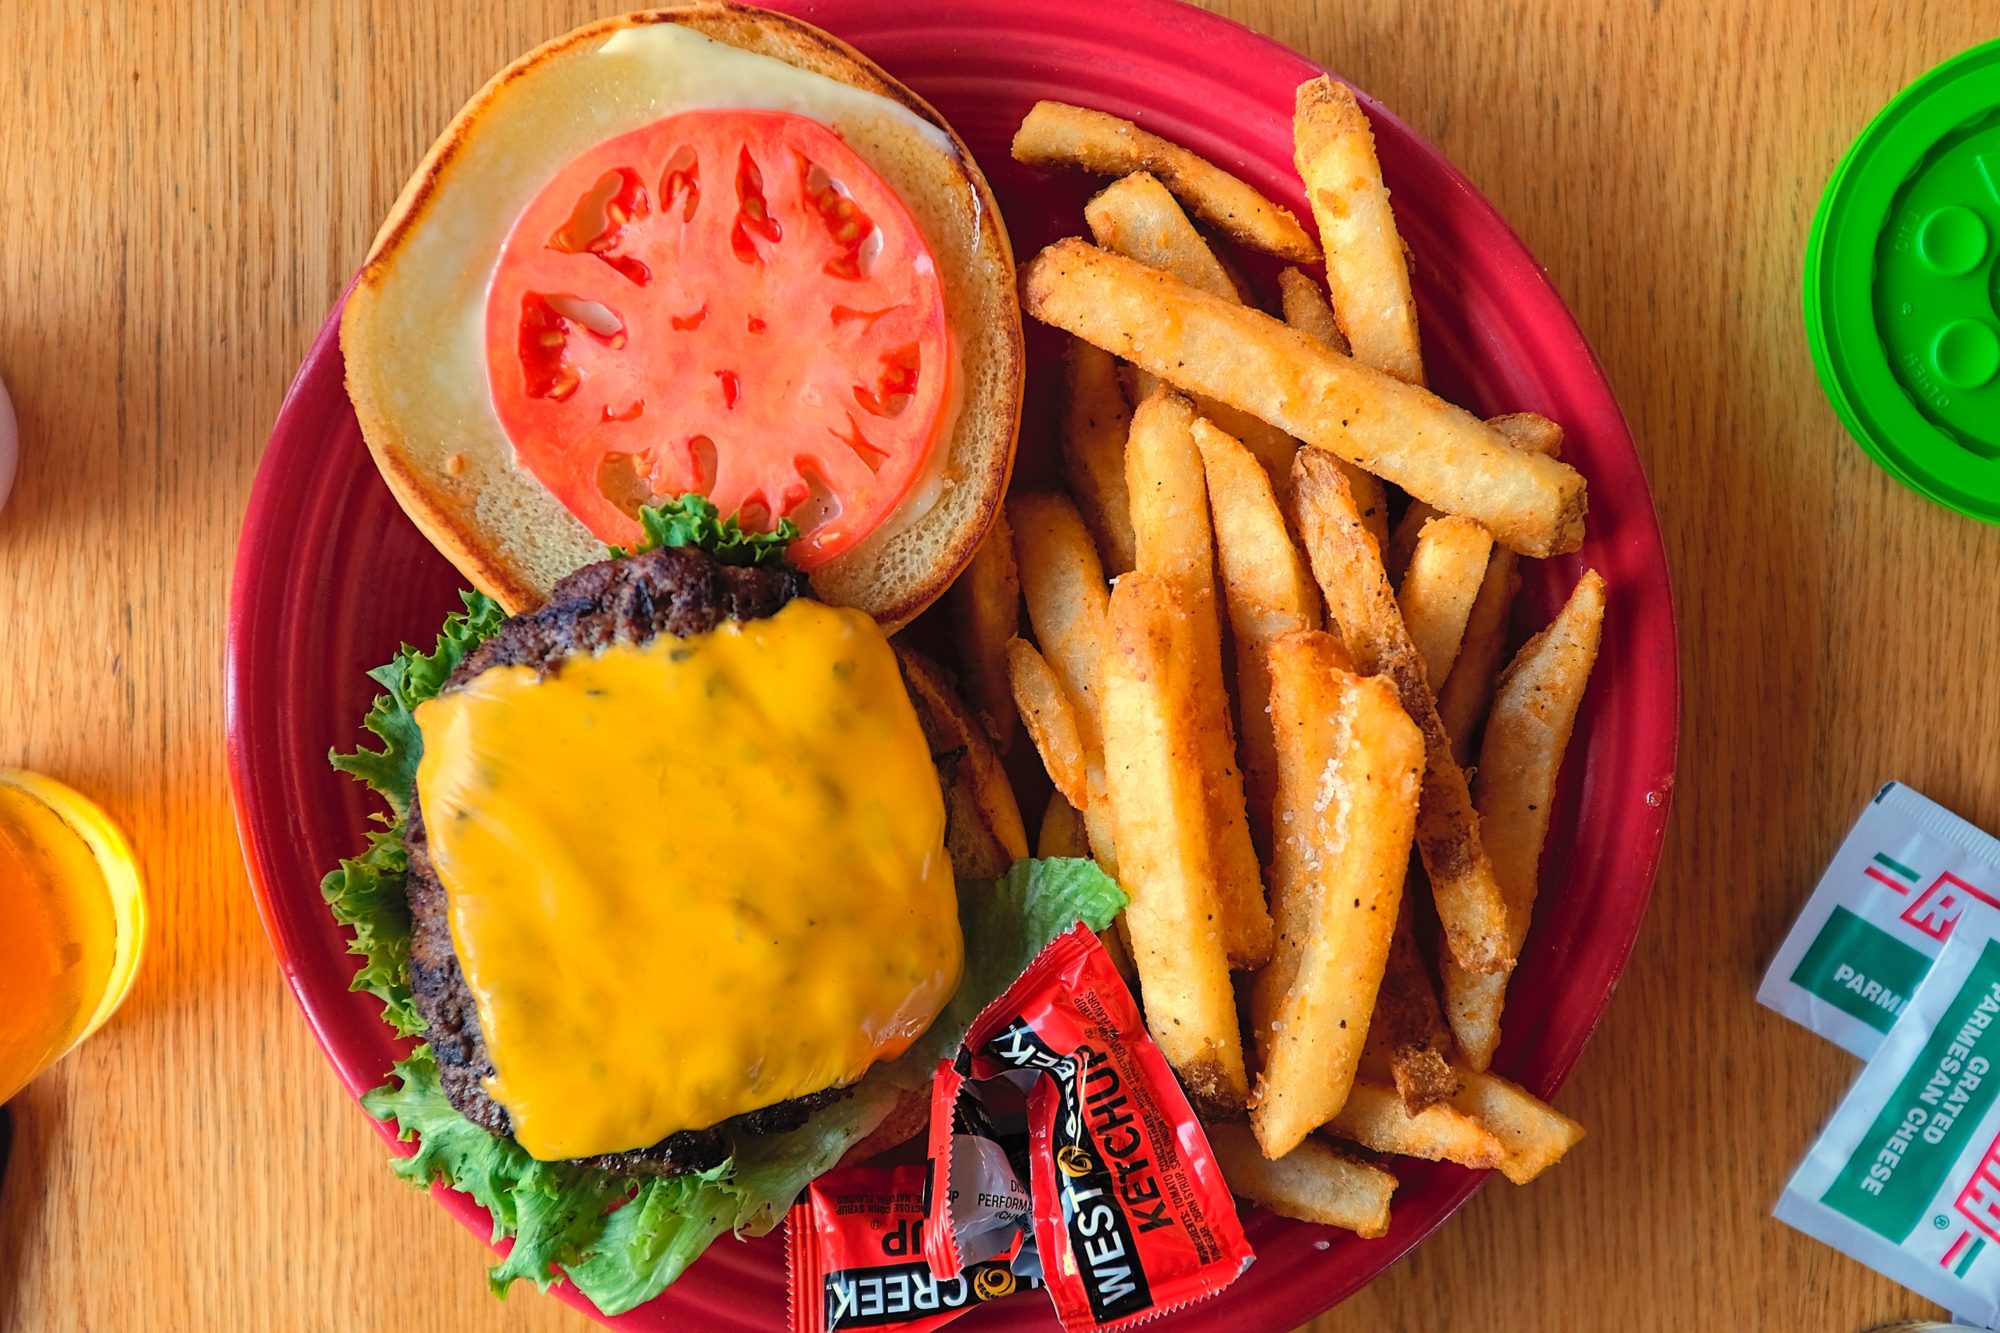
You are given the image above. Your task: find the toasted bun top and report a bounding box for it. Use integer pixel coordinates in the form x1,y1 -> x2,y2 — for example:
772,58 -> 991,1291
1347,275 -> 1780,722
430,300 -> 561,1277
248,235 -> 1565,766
341,4 -> 1021,629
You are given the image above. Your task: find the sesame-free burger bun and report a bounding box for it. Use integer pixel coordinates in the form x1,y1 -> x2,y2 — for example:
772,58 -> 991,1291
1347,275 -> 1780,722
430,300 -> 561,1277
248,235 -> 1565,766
341,3 -> 1022,629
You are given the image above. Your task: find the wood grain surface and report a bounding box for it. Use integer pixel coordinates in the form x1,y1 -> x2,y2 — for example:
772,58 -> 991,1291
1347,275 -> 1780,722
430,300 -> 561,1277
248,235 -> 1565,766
1,1 -> 1993,1329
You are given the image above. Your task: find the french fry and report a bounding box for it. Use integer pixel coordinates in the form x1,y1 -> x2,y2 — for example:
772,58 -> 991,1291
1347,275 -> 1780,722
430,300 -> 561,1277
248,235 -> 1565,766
1022,240 -> 1587,557
1010,492 -> 1119,876
1114,359 -> 1142,410
1324,1082 -> 1505,1169
1079,790 -> 1122,881
1192,418 -> 1320,851
1214,243 -> 1257,306
1278,267 -> 1388,550
1276,265 -> 1349,356
1100,573 -> 1249,1109
1428,413 -> 1562,760
1007,638 -> 1090,812
1037,789 -> 1090,860
1451,1067 -> 1585,1184
948,510 -> 1020,752
1012,100 -> 1319,262
1085,177 -> 1301,490
1251,632 -> 1422,1158
1363,902 -> 1461,1112
1387,412 -> 1563,582
1396,515 -> 1494,687
1061,339 -> 1138,576
1287,450 -> 1512,974
1126,389 -> 1272,969
1035,791 -> 1143,988
1397,410 -> 1562,757
1293,76 -> 1424,385
1206,1120 -> 1396,1238
1489,410 -> 1565,456
898,646 -> 1028,882
1437,552 -> 1524,765
1044,788 -> 1140,991
1444,571 -> 1607,1068
1085,172 -> 1237,300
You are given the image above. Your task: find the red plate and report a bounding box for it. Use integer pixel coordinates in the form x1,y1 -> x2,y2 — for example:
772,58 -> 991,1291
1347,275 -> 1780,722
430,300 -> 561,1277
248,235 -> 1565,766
227,2 -> 1677,1328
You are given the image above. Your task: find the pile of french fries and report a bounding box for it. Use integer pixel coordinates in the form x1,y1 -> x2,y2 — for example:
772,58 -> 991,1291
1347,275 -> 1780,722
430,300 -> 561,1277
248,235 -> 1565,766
949,87 -> 1608,1239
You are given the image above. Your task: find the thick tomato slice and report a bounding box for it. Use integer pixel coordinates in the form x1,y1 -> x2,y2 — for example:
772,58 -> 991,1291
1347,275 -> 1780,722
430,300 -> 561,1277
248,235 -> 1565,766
485,109 -> 952,568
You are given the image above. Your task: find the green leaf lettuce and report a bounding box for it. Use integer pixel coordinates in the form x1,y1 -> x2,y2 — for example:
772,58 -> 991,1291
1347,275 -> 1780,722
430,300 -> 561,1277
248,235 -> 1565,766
607,494 -> 798,568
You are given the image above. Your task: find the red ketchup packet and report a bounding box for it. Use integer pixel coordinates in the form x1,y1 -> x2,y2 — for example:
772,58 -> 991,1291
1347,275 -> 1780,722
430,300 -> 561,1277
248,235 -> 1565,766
786,1162 -> 1042,1333
923,1075 -> 1038,1278
926,925 -> 1254,1331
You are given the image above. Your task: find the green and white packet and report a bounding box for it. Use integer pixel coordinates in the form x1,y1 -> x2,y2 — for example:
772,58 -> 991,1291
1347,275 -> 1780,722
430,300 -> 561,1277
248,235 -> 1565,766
1777,899 -> 2000,1325
1760,783 -> 2000,1059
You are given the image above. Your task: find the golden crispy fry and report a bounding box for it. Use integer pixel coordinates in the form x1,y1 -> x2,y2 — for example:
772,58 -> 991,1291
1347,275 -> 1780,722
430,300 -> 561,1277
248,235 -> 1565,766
1012,100 -> 1319,262
1127,390 -> 1273,968
1479,568 -> 1608,933
1207,1120 -> 1395,1237
1362,902 -> 1461,1112
897,646 -> 1028,882
1010,492 -> 1118,874
1010,492 -> 1113,753
1192,418 -> 1321,851
1437,552 -> 1524,766
1445,571 -> 1606,1068
1006,638 -> 1091,812
1251,633 -> 1423,1157
1293,77 -> 1424,385
1288,450 -> 1512,974
1420,414 -> 1562,757
948,509 -> 1021,752
1451,1067 -> 1585,1184
1278,268 -> 1387,549
1061,339 -> 1138,576
1488,411 -> 1565,456
1083,178 -> 1302,493
1387,412 -> 1563,582
1100,573 -> 1249,1109
1199,400 -> 1300,493
1325,1082 -> 1504,1169
1113,359 -> 1142,410
1036,789 -> 1090,860
1036,789 -> 1142,989
1085,171 -> 1237,300
1100,917 -> 1142,991
1440,969 -> 1507,1077
1214,243 -> 1256,306
1081,798 -> 1122,882
1397,515 -> 1494,687
1022,240 -> 1586,556
1277,265 -> 1349,356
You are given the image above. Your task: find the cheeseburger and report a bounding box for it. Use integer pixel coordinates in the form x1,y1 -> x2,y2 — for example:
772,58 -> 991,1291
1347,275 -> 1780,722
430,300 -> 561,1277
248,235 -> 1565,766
405,541 -> 964,1170
323,2 -> 1035,1308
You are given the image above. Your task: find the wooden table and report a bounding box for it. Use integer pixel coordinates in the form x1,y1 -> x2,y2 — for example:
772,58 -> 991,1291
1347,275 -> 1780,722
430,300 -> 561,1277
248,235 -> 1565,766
2,1 -> 1993,1328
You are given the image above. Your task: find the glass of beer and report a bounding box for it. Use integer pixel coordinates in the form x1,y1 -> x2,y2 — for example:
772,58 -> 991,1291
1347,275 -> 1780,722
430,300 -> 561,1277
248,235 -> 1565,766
0,768 -> 147,1103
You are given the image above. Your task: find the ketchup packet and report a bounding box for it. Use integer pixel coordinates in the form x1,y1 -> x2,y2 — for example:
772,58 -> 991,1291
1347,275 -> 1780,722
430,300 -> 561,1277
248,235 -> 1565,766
926,925 -> 1254,1331
786,1163 -> 1041,1333
924,1079 -> 1038,1275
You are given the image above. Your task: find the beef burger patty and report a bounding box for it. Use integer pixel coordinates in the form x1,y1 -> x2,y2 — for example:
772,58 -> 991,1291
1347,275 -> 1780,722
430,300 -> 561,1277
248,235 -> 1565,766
401,544 -> 846,1177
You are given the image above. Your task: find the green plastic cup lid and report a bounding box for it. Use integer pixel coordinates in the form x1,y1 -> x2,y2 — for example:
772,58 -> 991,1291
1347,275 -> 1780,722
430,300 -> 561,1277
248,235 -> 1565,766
1805,39 -> 2000,523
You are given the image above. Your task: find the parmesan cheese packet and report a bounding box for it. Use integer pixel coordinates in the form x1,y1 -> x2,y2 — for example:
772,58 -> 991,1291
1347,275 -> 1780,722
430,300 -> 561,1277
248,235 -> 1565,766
1760,783 -> 2000,1058
1777,899 -> 2000,1325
